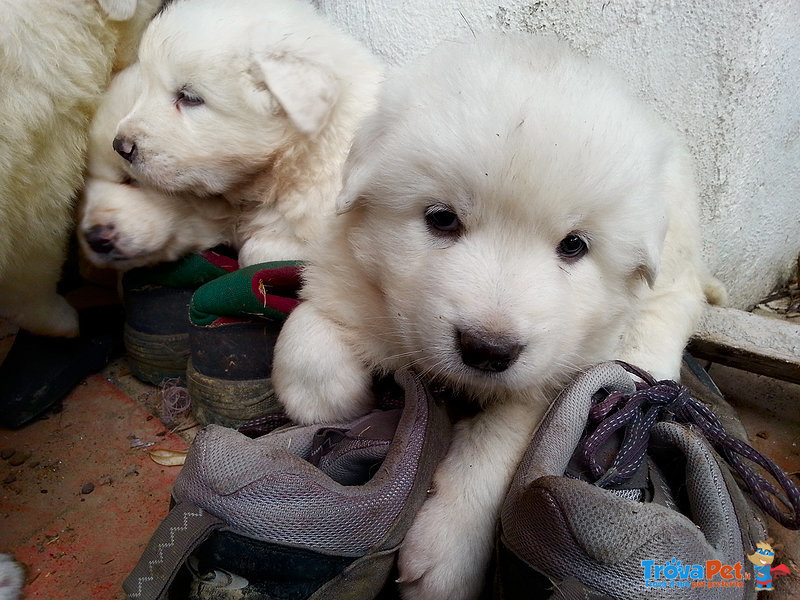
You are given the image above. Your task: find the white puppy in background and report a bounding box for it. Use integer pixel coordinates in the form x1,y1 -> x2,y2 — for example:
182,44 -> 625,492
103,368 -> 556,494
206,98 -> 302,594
112,0 -> 383,266
0,0 -> 160,336
79,65 -> 237,270
273,33 -> 725,599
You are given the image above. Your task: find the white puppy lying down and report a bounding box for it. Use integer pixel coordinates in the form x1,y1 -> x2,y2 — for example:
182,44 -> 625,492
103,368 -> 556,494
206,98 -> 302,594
112,0 -> 383,266
79,65 -> 236,271
273,34 -> 725,599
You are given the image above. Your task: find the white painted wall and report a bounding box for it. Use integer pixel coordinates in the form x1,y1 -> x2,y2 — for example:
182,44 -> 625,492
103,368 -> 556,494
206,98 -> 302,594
314,0 -> 800,309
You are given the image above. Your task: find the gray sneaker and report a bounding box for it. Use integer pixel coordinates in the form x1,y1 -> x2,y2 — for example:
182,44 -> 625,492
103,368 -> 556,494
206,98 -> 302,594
494,357 -> 800,599
123,369 -> 451,600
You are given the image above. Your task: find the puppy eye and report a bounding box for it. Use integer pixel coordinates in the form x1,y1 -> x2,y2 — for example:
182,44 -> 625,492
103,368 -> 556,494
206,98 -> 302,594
176,88 -> 204,108
425,205 -> 462,235
557,233 -> 588,261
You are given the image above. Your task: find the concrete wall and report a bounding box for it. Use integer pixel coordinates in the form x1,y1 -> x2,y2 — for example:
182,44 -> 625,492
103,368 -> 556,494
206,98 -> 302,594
314,0 -> 800,309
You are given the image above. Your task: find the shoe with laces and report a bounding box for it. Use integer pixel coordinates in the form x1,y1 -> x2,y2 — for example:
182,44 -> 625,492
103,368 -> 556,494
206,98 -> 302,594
122,369 -> 452,600
494,356 -> 800,600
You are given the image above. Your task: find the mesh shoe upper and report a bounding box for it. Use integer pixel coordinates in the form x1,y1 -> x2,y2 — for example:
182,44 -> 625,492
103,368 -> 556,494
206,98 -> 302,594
124,369 -> 452,600
496,359 -> 800,600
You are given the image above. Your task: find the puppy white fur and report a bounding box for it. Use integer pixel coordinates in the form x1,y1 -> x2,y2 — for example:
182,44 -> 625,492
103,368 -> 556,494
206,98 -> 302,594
0,554 -> 23,600
79,65 -> 237,270
273,34 -> 724,599
113,0 -> 383,266
0,0 -> 160,336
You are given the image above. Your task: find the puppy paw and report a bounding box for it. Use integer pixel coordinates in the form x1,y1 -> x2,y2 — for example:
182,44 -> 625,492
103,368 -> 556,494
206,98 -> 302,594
43,296 -> 80,338
397,495 -> 485,600
9,294 -> 80,338
272,302 -> 372,424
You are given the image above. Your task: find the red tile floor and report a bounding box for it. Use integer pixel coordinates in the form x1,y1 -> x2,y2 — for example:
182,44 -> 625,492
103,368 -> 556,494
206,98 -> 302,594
1,314 -> 798,599
0,376 -> 188,599
0,309 -> 197,600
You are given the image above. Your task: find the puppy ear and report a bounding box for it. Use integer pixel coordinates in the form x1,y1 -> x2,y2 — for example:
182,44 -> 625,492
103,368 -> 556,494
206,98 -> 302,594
335,113 -> 388,214
336,145 -> 380,214
635,145 -> 697,289
97,0 -> 138,21
336,151 -> 372,213
335,186 -> 364,214
636,243 -> 661,289
253,54 -> 338,137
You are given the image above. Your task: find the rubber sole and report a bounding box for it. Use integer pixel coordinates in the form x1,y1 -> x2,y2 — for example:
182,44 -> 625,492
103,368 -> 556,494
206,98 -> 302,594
186,359 -> 282,427
123,323 -> 190,385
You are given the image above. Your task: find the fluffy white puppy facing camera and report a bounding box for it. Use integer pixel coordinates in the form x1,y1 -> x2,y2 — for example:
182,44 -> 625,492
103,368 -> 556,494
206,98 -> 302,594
273,33 -> 724,600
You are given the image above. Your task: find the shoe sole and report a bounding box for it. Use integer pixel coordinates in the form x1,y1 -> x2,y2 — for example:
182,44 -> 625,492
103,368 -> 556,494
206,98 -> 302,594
123,323 -> 190,385
186,359 -> 282,427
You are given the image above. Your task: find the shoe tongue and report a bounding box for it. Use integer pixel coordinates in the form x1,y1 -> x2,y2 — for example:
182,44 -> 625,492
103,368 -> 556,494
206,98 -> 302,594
566,426 -> 684,509
647,458 -> 682,511
566,429 -> 650,501
307,409 -> 402,486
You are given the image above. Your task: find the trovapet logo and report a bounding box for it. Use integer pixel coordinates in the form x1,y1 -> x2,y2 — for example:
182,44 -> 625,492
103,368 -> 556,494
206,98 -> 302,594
746,540 -> 791,592
641,558 -> 749,590
642,540 -> 793,592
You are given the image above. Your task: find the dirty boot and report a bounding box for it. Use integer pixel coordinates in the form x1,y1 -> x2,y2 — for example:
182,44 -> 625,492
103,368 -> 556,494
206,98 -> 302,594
122,249 -> 238,385
187,261 -> 303,427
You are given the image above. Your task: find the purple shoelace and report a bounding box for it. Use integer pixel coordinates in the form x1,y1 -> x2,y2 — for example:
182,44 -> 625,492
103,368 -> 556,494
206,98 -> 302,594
580,361 -> 800,529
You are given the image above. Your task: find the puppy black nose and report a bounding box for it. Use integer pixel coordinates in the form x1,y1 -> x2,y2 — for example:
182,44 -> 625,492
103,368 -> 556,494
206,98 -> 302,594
457,329 -> 524,373
113,136 -> 137,163
84,224 -> 116,254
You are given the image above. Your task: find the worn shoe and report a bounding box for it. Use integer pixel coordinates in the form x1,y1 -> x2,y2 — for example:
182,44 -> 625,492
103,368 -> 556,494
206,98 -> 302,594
494,356 -> 800,599
186,261 -> 303,427
122,249 -> 238,384
123,369 -> 452,600
0,305 -> 124,428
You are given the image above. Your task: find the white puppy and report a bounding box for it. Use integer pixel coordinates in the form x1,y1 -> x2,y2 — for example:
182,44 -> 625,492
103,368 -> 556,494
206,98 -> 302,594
113,0 -> 383,266
0,0 -> 160,336
273,34 -> 725,599
79,64 -> 237,270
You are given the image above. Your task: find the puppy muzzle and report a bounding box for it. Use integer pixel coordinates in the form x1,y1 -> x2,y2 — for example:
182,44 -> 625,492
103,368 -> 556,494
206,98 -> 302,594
113,136 -> 138,163
83,224 -> 117,255
457,329 -> 524,373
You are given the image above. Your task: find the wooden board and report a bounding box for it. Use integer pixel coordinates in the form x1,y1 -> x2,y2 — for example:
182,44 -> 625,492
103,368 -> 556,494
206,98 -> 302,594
688,306 -> 800,384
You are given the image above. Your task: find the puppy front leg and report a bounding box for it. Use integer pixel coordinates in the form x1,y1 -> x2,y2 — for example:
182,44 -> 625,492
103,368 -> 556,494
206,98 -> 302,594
238,233 -> 308,267
272,301 -> 373,424
237,206 -> 311,266
0,249 -> 79,338
398,398 -> 545,600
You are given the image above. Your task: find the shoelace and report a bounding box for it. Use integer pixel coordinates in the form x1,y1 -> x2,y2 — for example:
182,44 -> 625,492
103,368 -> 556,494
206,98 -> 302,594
580,361 -> 800,529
